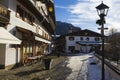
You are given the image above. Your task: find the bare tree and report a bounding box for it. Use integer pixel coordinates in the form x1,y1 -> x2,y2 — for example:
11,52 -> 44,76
108,28 -> 117,35
108,28 -> 120,64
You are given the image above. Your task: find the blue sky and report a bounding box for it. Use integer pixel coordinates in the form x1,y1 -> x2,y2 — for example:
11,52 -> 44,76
54,0 -> 76,22
54,0 -> 120,34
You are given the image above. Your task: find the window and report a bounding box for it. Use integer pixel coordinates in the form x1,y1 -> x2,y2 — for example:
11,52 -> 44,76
16,5 -> 20,17
80,37 -> 83,41
16,5 -> 24,19
86,37 -> 89,41
95,37 -> 100,41
25,43 -> 33,54
69,36 -> 74,41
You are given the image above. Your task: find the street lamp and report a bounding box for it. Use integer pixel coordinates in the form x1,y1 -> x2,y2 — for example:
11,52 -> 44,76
96,1 -> 109,80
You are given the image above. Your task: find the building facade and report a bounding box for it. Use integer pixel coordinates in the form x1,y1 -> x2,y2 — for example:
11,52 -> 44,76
0,0 -> 56,69
65,29 -> 102,53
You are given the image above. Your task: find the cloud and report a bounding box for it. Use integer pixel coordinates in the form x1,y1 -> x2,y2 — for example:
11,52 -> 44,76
55,0 -> 120,33
66,1 -> 98,30
66,0 -> 120,32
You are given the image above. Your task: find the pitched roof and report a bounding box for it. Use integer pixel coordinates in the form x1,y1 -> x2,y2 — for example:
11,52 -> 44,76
66,29 -> 102,37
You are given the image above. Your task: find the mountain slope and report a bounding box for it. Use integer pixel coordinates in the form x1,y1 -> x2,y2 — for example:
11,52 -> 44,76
55,21 -> 81,35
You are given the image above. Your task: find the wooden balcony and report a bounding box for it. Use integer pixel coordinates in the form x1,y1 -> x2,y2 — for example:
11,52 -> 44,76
0,4 -> 10,26
17,0 -> 55,34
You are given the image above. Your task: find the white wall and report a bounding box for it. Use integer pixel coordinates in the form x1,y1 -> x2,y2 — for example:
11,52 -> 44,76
3,0 -> 20,66
65,36 -> 101,53
66,36 -> 76,52
5,44 -> 21,66
75,43 -> 80,51
7,0 -> 49,36
4,0 -> 51,66
8,0 -> 36,33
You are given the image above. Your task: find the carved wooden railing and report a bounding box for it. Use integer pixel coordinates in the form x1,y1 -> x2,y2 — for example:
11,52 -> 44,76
0,4 -> 10,23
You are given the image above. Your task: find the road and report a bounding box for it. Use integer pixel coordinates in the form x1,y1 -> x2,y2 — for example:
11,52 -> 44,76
0,53 -> 118,80
65,53 -> 118,80
65,53 -> 92,80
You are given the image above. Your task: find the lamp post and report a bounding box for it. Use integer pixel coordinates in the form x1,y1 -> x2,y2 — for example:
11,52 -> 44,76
96,1 -> 109,80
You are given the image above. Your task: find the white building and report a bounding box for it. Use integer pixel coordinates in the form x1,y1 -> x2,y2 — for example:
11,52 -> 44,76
65,29 -> 102,53
0,0 -> 56,69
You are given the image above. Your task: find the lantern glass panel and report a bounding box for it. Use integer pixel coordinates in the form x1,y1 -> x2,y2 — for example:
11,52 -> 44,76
100,9 -> 105,14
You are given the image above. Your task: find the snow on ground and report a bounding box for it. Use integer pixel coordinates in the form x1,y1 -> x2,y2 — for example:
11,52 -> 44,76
76,59 -> 88,80
65,52 -> 118,80
65,53 -> 91,80
87,56 -> 118,80
87,58 -> 101,80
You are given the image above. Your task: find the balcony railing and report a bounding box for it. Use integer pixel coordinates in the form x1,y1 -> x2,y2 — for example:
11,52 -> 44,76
0,4 -> 10,23
17,0 -> 55,34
